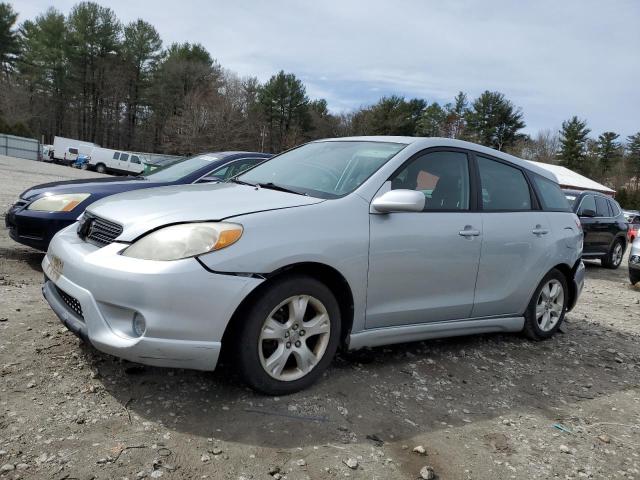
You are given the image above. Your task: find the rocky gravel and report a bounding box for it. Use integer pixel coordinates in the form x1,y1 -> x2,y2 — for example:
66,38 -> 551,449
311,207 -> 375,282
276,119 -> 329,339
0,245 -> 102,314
1,156 -> 639,479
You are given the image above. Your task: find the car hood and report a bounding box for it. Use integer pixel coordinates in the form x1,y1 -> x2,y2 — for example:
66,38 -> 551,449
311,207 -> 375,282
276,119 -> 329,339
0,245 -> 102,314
86,182 -> 325,241
20,176 -> 157,200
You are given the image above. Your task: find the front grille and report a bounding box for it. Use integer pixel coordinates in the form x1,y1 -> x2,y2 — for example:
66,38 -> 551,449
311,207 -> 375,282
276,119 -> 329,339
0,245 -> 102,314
82,214 -> 123,247
55,285 -> 84,319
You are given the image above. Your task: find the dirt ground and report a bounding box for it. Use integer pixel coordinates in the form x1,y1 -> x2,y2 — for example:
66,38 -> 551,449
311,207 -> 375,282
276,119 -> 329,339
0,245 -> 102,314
1,156 -> 639,480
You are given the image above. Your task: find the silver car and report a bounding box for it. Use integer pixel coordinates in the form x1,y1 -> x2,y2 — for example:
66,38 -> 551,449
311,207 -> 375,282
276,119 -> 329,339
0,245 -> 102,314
630,237 -> 640,285
42,137 -> 585,394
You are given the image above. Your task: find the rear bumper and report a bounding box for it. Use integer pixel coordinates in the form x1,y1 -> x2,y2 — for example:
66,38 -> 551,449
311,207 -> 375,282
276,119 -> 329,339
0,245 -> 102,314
42,225 -> 264,370
568,260 -> 585,312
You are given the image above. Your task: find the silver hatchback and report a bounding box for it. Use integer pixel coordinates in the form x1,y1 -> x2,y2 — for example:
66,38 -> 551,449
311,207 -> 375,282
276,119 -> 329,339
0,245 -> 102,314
42,137 -> 585,394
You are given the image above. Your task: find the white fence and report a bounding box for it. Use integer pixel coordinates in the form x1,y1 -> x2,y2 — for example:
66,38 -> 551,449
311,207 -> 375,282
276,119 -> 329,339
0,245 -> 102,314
0,134 -> 40,161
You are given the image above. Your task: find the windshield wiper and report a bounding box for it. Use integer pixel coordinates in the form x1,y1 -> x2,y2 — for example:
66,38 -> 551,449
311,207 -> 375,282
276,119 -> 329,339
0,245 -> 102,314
256,182 -> 307,196
227,178 -> 257,187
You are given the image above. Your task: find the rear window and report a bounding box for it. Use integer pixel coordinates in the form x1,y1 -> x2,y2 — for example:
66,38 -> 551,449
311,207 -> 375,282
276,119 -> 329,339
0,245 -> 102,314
533,175 -> 570,211
608,199 -> 621,217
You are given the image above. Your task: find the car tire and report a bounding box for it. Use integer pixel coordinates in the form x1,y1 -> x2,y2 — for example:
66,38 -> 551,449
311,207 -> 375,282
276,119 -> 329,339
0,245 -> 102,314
630,269 -> 640,286
236,275 -> 341,395
601,239 -> 624,269
523,269 -> 568,341
95,164 -> 106,174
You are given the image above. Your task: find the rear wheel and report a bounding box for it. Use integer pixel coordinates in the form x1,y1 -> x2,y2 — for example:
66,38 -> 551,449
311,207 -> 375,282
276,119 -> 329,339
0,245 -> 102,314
602,239 -> 624,269
630,269 -> 640,286
236,275 -> 341,395
95,163 -> 106,174
523,269 -> 568,340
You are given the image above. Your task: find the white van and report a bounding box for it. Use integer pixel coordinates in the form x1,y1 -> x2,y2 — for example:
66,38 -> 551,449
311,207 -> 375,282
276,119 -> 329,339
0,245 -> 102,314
89,147 -> 145,175
52,136 -> 98,165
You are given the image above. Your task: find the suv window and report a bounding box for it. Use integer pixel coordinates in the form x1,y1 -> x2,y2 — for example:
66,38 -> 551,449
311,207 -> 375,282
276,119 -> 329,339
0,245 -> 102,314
595,196 -> 609,217
390,151 -> 469,211
578,195 -> 596,215
477,156 -> 531,211
532,175 -> 570,211
608,199 -> 620,217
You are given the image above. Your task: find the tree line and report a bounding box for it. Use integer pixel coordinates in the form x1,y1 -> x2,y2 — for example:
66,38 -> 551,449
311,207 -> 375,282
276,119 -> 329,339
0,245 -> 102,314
0,2 -> 638,208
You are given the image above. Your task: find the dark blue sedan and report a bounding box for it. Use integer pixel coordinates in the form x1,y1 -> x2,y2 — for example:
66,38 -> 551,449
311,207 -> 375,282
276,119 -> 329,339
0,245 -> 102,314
5,151 -> 271,251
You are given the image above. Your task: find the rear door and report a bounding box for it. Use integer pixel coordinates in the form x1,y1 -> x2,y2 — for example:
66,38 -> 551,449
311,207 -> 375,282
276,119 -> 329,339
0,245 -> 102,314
471,155 -> 553,317
595,195 -> 614,252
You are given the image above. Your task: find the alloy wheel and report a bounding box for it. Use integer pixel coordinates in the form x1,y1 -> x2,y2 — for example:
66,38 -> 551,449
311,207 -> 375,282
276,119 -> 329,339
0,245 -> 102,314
535,279 -> 565,332
258,295 -> 331,381
612,242 -> 623,266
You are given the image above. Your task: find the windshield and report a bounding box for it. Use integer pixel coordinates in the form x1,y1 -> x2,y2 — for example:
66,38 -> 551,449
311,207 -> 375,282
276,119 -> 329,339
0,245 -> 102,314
145,154 -> 221,182
564,193 -> 578,208
237,141 -> 406,198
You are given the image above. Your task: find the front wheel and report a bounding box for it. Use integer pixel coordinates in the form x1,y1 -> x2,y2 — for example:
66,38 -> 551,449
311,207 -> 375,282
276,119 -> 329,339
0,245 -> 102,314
95,164 -> 106,174
602,239 -> 624,269
523,269 -> 568,340
236,275 -> 341,395
630,268 -> 640,286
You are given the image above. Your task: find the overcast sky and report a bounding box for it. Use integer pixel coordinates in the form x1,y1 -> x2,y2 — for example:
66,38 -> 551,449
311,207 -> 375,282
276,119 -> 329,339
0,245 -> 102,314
16,0 -> 640,138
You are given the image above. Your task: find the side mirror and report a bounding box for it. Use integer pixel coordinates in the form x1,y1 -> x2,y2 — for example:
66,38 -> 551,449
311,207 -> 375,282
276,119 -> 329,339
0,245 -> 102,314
198,175 -> 223,184
580,209 -> 596,218
371,189 -> 425,213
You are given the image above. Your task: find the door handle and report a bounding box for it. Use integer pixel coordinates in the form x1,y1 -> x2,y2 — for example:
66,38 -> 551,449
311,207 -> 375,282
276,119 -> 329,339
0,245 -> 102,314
532,224 -> 549,236
459,226 -> 480,237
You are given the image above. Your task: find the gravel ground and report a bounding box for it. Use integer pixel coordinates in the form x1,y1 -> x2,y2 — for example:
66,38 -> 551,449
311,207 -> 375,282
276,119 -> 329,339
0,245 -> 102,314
1,156 -> 639,480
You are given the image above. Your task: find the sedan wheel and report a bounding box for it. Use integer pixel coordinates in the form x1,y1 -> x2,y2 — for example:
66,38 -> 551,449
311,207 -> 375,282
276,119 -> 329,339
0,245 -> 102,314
259,295 -> 331,381
535,279 -> 564,332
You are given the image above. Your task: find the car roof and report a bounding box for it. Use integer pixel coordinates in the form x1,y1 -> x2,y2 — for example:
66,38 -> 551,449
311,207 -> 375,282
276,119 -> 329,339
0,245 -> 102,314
315,136 -> 558,183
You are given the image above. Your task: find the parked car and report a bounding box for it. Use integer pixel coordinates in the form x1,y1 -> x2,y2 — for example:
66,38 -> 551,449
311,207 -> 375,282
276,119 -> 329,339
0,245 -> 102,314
52,136 -> 98,166
563,189 -> 628,269
41,137 -> 584,395
626,214 -> 639,244
88,147 -> 147,175
5,152 -> 271,251
630,237 -> 640,285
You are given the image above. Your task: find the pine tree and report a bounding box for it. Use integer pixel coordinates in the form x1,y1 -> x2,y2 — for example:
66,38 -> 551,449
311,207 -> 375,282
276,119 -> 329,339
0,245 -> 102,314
627,132 -> 640,187
596,131 -> 621,178
557,116 -> 590,174
464,91 -> 525,150
0,3 -> 19,74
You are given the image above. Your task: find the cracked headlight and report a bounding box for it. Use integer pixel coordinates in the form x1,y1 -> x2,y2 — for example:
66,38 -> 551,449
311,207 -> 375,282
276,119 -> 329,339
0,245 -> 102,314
122,222 -> 243,261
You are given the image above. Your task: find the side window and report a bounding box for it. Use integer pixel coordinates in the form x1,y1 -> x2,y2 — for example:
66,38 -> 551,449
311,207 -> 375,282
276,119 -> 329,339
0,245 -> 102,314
578,195 -> 596,215
608,199 -> 620,217
390,151 -> 469,211
131,155 -> 141,164
112,152 -> 120,160
69,148 -> 79,155
532,175 -> 570,211
477,156 -> 531,211
120,153 -> 129,162
595,196 -> 609,217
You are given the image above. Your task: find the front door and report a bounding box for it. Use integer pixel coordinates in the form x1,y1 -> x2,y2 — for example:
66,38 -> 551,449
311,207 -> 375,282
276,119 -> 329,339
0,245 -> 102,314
366,150 -> 483,329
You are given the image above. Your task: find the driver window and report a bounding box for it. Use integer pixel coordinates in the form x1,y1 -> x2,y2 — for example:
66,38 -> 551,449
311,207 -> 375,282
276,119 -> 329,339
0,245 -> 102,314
390,151 -> 469,211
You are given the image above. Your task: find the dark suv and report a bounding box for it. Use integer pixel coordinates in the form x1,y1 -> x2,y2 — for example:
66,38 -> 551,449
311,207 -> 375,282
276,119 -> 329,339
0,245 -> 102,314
564,190 -> 628,269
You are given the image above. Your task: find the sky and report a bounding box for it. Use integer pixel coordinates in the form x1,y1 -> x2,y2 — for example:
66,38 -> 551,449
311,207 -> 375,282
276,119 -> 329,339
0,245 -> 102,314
15,0 -> 640,138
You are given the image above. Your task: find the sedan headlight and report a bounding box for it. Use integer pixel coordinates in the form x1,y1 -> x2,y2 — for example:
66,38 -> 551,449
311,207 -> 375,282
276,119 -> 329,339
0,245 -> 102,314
27,193 -> 91,212
122,222 -> 243,261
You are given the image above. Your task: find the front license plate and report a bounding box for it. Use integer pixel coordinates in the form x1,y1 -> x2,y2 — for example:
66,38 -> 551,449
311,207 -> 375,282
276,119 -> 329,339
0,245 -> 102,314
46,255 -> 64,282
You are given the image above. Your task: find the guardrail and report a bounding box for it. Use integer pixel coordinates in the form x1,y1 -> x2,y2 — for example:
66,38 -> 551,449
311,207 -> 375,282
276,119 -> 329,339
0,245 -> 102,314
0,133 -> 40,161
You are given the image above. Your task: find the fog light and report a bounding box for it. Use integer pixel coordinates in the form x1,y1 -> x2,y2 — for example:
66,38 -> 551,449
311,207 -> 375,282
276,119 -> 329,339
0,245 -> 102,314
132,313 -> 146,337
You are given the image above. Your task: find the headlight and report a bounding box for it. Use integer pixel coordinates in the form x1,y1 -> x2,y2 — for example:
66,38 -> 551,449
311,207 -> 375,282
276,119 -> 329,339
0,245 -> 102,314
27,193 -> 91,212
122,222 -> 243,261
